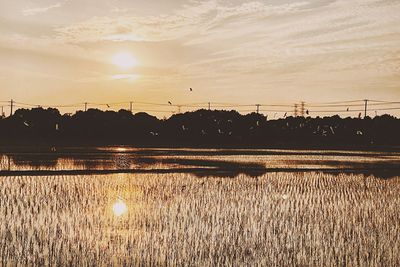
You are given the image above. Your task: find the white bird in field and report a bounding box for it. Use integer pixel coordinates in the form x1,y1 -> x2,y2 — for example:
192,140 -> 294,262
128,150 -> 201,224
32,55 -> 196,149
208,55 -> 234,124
357,130 -> 363,135
55,124 -> 59,131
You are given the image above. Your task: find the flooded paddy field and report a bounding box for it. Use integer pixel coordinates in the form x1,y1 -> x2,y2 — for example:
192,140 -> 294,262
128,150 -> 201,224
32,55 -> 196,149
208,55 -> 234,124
1,147 -> 400,178
0,148 -> 399,266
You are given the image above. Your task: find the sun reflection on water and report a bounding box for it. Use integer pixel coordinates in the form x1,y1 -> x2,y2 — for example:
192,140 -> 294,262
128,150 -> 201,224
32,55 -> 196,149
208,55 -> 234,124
112,199 -> 128,217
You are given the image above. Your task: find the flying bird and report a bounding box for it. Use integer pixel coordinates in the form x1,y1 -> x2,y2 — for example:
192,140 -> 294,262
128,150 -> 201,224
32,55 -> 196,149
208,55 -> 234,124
189,88 -> 193,91
306,110 -> 309,115
284,112 -> 287,118
168,101 -> 172,105
23,121 -> 29,127
346,107 -> 350,112
106,104 -> 110,108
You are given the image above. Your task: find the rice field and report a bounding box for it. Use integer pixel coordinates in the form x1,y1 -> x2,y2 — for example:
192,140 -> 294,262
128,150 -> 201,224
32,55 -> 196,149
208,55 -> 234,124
1,172 -> 399,266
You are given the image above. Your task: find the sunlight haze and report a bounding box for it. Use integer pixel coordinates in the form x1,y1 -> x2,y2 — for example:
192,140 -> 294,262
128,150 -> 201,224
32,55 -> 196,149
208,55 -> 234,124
0,0 -> 399,116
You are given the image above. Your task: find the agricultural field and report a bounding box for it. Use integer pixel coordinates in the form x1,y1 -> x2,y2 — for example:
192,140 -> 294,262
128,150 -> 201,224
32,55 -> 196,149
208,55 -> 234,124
0,170 -> 399,266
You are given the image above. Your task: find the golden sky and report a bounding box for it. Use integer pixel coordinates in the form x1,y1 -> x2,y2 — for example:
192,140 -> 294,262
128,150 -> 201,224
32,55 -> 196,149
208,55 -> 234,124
0,0 -> 399,116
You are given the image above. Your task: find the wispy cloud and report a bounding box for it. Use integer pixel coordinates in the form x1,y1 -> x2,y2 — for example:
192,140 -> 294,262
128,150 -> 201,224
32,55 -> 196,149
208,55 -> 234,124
3,0 -> 400,103
22,2 -> 63,16
55,1 -> 309,43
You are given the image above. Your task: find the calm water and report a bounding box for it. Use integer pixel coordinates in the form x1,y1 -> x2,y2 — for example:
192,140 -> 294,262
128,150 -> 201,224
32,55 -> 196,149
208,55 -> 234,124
1,147 -> 399,178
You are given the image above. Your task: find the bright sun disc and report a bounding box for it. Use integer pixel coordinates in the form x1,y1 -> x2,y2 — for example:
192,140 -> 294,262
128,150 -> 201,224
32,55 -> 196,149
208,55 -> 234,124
112,52 -> 138,69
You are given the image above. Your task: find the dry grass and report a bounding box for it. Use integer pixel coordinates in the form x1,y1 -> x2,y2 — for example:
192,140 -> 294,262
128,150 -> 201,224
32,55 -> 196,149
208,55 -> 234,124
0,172 -> 399,266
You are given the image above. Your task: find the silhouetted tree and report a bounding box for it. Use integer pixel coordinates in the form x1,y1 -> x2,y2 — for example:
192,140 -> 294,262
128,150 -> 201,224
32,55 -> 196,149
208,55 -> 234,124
0,107 -> 399,148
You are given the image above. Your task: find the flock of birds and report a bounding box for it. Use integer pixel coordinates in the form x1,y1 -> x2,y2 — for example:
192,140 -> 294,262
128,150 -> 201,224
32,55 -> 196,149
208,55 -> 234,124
18,86 -> 370,142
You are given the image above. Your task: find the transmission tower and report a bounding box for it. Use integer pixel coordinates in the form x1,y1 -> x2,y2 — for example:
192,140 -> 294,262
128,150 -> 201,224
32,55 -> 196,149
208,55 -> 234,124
300,102 -> 305,117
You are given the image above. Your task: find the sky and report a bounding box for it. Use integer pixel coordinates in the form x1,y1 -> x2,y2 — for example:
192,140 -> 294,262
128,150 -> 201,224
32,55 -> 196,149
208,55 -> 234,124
0,0 -> 399,116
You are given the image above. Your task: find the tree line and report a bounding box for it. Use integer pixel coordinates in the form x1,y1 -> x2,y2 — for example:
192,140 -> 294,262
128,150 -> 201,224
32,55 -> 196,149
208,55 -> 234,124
0,107 -> 399,148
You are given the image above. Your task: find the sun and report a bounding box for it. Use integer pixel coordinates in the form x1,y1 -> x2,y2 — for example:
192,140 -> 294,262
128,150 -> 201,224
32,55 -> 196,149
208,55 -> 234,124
112,52 -> 138,69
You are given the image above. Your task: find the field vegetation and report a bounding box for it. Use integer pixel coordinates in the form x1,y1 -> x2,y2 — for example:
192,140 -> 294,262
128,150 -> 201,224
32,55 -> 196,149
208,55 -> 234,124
0,172 -> 399,266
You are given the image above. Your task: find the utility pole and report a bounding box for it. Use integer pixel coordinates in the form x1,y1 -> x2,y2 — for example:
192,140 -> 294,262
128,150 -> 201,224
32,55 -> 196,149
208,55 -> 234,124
84,102 -> 88,112
129,101 -> 133,113
256,104 -> 260,114
294,104 -> 298,117
10,99 -> 13,117
208,102 -> 211,110
364,99 -> 368,119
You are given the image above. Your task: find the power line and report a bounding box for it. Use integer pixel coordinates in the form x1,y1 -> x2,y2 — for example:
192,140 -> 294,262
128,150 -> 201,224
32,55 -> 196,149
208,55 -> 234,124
4,98 -> 400,119
307,106 -> 400,113
306,99 -> 365,105
368,101 -> 400,106
306,103 -> 364,108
